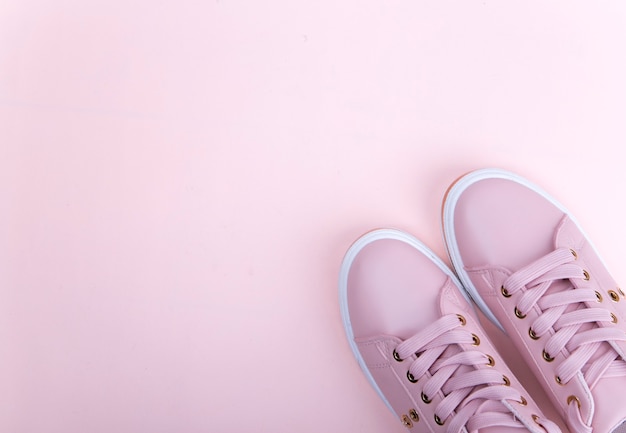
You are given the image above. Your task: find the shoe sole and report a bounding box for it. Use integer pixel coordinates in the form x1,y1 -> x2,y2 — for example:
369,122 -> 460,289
338,228 -> 471,416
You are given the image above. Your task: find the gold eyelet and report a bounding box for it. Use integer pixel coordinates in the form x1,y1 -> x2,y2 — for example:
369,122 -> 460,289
611,313 -> 618,324
402,414 -> 413,428
619,287 -> 625,297
567,395 -> 581,409
532,414 -> 542,426
609,290 -> 620,302
409,409 -> 419,422
486,354 -> 495,366
471,334 -> 480,346
407,371 -> 418,383
393,349 -> 403,362
596,291 -> 603,302
514,307 -> 526,319
503,375 -> 511,386
434,414 -> 445,426
421,392 -> 432,404
529,328 -> 540,340
570,249 -> 578,259
555,375 -> 564,385
518,396 -> 528,406
542,350 -> 554,362
583,270 -> 590,281
457,314 -> 466,326
501,286 -> 511,298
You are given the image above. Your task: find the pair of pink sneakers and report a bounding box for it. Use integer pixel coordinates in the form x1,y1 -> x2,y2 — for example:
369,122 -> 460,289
339,169 -> 626,433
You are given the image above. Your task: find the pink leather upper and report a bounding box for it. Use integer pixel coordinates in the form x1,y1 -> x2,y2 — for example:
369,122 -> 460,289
344,234 -> 559,433
448,173 -> 626,433
348,239 -> 445,341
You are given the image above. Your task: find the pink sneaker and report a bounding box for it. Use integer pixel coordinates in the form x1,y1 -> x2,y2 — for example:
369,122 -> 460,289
443,169 -> 626,433
339,229 -> 561,433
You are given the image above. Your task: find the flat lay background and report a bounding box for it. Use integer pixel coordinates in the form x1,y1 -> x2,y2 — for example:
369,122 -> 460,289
2,1 -> 626,432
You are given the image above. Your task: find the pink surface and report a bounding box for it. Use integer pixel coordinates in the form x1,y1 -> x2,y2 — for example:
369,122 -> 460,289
2,2 -> 626,432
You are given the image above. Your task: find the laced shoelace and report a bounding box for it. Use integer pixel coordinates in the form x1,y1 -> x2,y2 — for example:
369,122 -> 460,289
394,314 -> 560,433
502,247 -> 626,433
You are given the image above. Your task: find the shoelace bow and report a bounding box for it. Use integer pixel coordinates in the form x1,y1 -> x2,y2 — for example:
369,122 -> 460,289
502,247 -> 626,433
394,314 -> 560,433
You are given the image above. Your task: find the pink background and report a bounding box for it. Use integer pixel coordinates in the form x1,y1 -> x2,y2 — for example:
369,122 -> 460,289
2,2 -> 626,432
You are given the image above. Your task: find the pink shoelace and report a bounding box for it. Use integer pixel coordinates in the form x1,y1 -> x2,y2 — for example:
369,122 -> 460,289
394,314 -> 560,433
502,247 -> 626,433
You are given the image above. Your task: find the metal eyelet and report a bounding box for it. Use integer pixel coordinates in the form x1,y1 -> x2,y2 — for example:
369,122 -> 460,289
393,349 -> 403,362
421,392 -> 432,404
542,350 -> 554,362
529,327 -> 540,340
514,307 -> 526,319
570,249 -> 578,259
596,291 -> 603,302
518,396 -> 528,406
583,270 -> 590,281
532,414 -> 542,426
609,290 -> 620,302
471,334 -> 480,346
407,371 -> 418,383
409,409 -> 419,422
611,313 -> 618,324
503,375 -> 511,386
457,314 -> 466,325
486,354 -> 495,366
555,375 -> 564,385
434,414 -> 445,426
501,286 -> 511,298
402,414 -> 413,428
567,395 -> 581,409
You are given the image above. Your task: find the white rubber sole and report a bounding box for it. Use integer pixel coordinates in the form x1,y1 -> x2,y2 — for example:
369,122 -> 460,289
441,168 -> 599,333
338,228 -> 470,416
